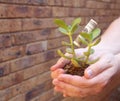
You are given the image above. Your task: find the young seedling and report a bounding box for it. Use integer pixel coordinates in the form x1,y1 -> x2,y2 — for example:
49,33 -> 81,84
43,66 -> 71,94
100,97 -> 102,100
54,18 -> 101,76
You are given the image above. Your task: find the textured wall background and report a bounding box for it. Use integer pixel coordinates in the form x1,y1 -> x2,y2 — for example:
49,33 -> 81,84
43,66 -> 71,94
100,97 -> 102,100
0,0 -> 120,101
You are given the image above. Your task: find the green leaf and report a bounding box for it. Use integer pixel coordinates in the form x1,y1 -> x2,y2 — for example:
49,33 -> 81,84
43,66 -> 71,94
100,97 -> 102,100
70,18 -> 81,34
62,41 -> 71,46
91,28 -> 101,40
71,25 -> 79,34
79,35 -> 88,45
80,32 -> 92,42
66,48 -> 73,54
71,18 -> 81,28
58,27 -> 68,35
54,19 -> 68,30
57,49 -> 71,59
91,37 -> 101,46
71,58 -> 80,67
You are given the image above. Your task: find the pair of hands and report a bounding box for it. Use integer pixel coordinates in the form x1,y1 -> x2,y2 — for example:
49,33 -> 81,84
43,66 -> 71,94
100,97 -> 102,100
51,49 -> 120,97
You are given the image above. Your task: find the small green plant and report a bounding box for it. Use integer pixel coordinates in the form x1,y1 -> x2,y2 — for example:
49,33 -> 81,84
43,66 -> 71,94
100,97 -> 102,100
54,18 -> 101,75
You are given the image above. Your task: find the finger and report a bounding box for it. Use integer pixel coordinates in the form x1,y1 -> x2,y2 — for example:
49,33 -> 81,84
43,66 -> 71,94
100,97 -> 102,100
89,66 -> 118,94
84,54 -> 113,79
50,57 -> 70,71
53,79 -> 88,97
57,74 -> 94,88
54,86 -> 63,92
51,69 -> 65,79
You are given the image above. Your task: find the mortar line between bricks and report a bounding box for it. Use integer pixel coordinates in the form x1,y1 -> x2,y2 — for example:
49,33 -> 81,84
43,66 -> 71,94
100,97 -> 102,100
0,2 -> 119,10
0,69 -> 51,88
0,71 -> 52,100
0,57 -> 58,81
0,1 -> 118,7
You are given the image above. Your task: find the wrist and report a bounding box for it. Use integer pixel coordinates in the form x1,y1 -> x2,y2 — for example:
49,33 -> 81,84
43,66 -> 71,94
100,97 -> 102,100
93,43 -> 119,55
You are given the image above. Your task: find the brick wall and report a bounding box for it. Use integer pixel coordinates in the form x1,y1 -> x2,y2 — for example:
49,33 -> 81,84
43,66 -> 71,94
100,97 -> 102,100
0,0 -> 120,101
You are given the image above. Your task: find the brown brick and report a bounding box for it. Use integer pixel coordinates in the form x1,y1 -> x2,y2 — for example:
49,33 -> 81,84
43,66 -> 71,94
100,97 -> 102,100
30,89 -> 55,101
49,94 -> 63,101
95,9 -> 111,16
99,22 -> 110,30
44,50 -> 56,61
110,3 -> 120,9
52,7 -> 69,17
13,29 -> 51,45
0,71 -> 24,90
6,4 -> 33,18
0,83 -> 24,101
47,36 -> 68,49
22,18 -> 55,31
22,72 -> 51,94
23,59 -> 57,80
62,0 -> 85,7
48,28 -> 63,39
10,83 -> 24,99
47,0 -> 63,6
110,10 -> 120,16
86,0 -> 110,9
0,88 -> 12,101
69,8 -> 95,17
0,19 -> 22,33
0,62 -> 10,77
0,0 -> 48,5
10,51 -> 55,72
0,76 -> 35,100
47,38 -> 61,49
73,0 -> 85,7
97,16 -> 116,23
62,0 -> 73,7
8,94 -> 25,101
0,46 -> 25,62
116,0 -> 120,3
28,0 -> 48,5
26,41 -> 47,55
0,34 -> 13,48
25,79 -> 53,101
0,4 -> 7,18
10,55 -> 40,72
33,7 -> 52,18
5,5 -> 52,18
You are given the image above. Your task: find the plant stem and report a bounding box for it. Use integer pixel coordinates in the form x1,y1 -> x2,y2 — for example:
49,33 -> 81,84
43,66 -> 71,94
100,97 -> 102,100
84,45 -> 91,64
69,33 -> 75,58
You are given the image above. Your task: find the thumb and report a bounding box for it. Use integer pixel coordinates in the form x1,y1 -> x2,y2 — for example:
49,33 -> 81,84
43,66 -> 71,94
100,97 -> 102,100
51,57 -> 70,71
84,55 -> 113,79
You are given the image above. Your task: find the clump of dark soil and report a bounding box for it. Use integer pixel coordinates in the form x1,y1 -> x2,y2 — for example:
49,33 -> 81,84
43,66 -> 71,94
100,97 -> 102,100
63,63 -> 89,76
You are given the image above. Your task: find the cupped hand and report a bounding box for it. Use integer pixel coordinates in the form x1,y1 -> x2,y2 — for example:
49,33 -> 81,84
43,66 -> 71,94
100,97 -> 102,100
52,53 -> 120,97
51,48 -> 86,79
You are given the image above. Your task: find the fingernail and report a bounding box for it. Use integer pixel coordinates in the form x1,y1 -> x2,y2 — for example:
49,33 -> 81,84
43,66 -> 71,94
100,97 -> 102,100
53,79 -> 58,85
86,69 -> 93,78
